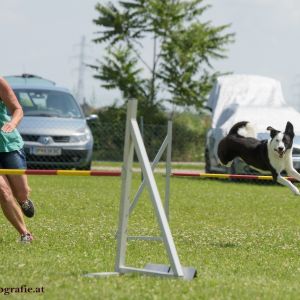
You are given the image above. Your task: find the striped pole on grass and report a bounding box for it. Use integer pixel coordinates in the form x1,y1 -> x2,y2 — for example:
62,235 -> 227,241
0,169 -> 121,176
172,171 -> 294,181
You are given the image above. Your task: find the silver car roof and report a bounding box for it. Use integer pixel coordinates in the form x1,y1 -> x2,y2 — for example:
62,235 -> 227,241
4,74 -> 70,93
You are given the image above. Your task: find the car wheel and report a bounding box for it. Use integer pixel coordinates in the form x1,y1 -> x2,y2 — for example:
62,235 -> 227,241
230,161 -> 237,175
205,148 -> 212,173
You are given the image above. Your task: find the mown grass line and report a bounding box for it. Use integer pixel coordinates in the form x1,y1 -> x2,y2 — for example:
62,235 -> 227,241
92,161 -> 204,171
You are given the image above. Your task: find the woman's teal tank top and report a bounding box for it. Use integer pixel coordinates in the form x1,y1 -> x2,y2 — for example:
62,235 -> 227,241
0,101 -> 24,152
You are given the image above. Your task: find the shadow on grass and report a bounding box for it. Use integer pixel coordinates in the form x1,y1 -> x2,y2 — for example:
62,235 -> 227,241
173,176 -> 277,186
210,242 -> 239,248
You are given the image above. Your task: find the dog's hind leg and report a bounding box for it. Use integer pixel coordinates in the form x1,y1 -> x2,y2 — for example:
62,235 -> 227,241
277,174 -> 300,195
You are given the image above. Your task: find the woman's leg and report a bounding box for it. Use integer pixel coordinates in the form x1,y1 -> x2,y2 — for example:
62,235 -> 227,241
1,150 -> 34,217
6,174 -> 34,218
6,174 -> 30,203
0,175 -> 28,235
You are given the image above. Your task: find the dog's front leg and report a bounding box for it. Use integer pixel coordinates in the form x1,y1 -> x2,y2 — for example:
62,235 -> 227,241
286,167 -> 300,182
277,174 -> 300,195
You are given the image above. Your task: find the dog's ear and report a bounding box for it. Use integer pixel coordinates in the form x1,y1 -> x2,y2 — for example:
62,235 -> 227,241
284,121 -> 295,139
267,126 -> 280,139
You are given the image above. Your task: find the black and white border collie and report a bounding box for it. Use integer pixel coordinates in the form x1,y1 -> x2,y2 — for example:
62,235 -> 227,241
217,121 -> 300,195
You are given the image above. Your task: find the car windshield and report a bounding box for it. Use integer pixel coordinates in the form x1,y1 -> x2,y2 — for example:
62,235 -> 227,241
13,89 -> 83,118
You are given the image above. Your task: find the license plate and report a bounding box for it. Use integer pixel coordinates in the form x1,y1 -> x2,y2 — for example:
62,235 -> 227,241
31,147 -> 62,156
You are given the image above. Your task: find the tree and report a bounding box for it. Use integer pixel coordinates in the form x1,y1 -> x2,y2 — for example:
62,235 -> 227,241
91,0 -> 234,112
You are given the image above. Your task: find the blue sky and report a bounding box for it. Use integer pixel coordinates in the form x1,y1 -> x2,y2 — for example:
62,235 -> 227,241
1,0 -> 300,109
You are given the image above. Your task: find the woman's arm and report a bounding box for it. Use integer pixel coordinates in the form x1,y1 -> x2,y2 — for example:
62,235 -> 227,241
0,77 -> 23,132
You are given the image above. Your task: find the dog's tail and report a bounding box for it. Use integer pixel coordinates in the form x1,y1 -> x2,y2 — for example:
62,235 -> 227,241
228,121 -> 256,138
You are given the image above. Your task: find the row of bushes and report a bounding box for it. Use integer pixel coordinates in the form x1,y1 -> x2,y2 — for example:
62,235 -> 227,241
88,105 -> 210,162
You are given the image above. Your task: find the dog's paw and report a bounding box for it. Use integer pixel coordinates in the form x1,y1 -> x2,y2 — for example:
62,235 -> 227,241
293,189 -> 300,196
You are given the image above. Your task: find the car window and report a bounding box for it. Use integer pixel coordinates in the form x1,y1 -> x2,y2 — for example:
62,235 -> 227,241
14,89 -> 83,118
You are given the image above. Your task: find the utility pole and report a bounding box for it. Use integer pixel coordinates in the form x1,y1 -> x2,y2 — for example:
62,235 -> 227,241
76,36 -> 86,105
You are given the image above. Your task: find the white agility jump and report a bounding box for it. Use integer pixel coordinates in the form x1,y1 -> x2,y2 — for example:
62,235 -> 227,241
84,100 -> 196,280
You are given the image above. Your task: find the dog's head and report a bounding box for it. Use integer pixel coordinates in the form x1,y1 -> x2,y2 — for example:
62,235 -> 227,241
267,121 -> 294,158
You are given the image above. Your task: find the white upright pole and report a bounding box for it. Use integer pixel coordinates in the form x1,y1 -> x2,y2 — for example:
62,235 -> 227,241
165,121 -> 172,220
114,100 -> 137,272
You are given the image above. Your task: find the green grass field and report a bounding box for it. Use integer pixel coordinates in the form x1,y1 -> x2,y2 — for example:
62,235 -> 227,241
1,175 -> 300,299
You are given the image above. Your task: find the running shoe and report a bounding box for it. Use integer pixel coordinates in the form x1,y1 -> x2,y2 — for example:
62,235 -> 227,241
20,233 -> 33,243
20,199 -> 35,218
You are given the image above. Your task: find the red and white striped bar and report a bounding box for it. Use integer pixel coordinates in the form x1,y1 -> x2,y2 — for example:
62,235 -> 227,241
172,171 -> 295,181
0,169 -> 121,177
